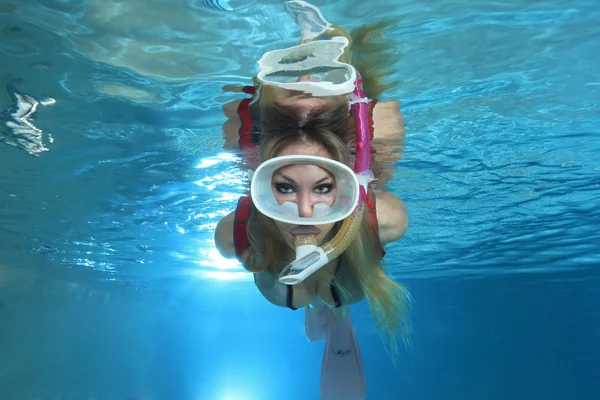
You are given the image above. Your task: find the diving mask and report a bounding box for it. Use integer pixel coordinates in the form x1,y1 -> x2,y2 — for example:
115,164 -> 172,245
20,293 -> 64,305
256,36 -> 356,97
249,155 -> 360,225
256,1 -> 355,97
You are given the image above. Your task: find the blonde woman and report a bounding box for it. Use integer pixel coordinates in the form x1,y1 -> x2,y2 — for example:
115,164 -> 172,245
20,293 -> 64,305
215,2 -> 409,399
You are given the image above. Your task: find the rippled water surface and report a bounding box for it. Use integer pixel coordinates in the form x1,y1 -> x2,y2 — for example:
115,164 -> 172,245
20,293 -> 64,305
1,0 -> 599,399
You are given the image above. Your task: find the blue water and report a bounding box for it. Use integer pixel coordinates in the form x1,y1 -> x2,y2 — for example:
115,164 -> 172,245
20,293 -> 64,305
1,0 -> 599,399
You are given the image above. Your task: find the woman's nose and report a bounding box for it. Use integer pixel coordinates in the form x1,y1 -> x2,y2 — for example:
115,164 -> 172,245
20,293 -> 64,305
296,75 -> 311,82
296,194 -> 315,218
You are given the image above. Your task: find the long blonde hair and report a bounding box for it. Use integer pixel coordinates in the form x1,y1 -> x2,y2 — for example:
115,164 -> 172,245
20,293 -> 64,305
241,103 -> 411,355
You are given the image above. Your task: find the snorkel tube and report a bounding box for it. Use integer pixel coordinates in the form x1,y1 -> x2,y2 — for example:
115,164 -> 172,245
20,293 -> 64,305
278,76 -> 372,285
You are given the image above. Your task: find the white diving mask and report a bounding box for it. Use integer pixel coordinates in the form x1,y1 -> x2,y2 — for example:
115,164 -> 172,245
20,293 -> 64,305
256,36 -> 356,97
249,155 -> 360,226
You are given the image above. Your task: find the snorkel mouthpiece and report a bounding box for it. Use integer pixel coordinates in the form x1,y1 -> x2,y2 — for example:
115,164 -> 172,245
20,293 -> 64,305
279,203 -> 365,285
279,233 -> 322,285
293,233 -> 319,259
294,233 -> 317,248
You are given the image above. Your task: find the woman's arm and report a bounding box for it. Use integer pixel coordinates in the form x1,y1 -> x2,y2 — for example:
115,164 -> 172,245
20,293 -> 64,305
214,211 -> 236,258
368,100 -> 406,189
372,100 -> 406,140
374,190 -> 408,245
221,100 -> 243,150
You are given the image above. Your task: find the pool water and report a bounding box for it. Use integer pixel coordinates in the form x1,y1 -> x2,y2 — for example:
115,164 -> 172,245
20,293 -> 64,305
0,0 -> 599,399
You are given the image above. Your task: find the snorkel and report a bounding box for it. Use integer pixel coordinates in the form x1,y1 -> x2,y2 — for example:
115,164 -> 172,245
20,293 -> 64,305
277,76 -> 372,285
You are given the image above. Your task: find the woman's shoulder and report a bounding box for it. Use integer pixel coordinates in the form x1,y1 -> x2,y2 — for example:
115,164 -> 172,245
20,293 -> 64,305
373,190 -> 408,245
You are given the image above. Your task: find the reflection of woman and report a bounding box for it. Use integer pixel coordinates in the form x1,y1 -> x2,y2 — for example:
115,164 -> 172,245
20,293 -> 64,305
214,2 -> 409,399
221,6 -> 407,187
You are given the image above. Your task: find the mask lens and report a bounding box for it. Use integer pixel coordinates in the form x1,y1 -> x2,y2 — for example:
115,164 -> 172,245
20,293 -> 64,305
250,155 -> 360,225
256,37 -> 357,97
271,163 -> 337,218
264,66 -> 351,85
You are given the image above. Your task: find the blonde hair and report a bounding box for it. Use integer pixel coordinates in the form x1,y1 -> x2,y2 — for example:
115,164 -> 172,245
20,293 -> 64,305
241,102 -> 411,355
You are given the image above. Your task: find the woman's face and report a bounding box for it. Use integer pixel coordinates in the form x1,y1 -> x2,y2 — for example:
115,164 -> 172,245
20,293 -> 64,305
271,143 -> 338,248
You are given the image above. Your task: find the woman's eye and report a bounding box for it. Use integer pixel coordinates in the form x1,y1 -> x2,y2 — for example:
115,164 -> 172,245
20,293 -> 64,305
274,183 -> 294,194
314,184 -> 333,194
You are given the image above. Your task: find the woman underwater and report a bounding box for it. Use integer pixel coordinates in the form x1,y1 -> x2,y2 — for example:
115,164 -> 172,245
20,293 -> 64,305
214,2 -> 410,399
